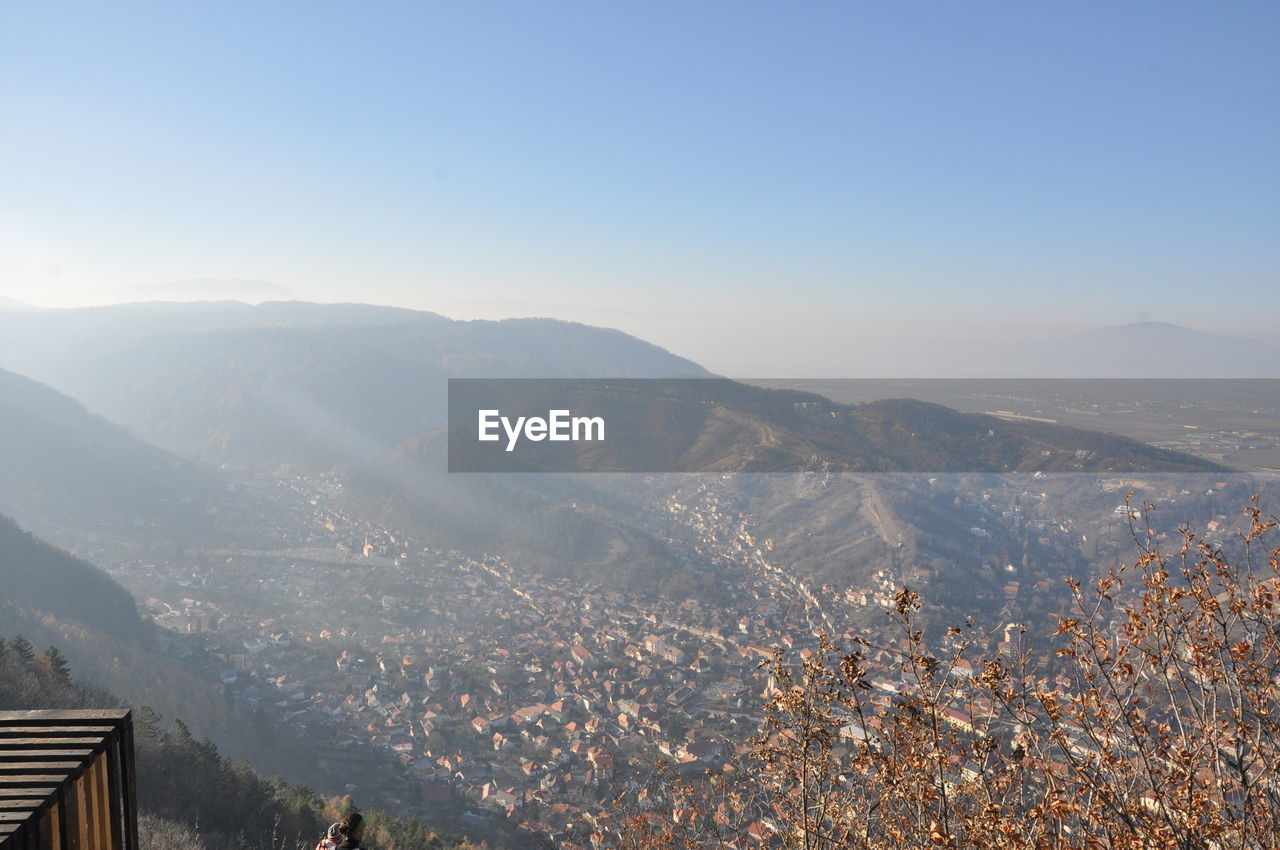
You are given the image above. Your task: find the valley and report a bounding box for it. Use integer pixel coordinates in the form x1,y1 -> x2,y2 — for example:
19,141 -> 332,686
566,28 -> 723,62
86,459 -> 1271,847
3,302 -> 1278,849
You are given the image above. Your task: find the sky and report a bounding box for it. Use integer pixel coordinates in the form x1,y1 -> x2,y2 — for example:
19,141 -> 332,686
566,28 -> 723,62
2,2 -> 1278,375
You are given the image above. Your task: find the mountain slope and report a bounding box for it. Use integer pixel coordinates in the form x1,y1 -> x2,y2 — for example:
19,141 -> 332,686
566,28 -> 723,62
447,379 -> 1227,474
0,367 -> 229,543
1037,322 -> 1280,378
0,302 -> 709,469
343,377 -> 1223,600
0,511 -> 146,641
0,294 -> 35,311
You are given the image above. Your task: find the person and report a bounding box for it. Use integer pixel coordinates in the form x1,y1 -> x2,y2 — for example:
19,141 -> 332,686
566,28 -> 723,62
317,813 -> 365,850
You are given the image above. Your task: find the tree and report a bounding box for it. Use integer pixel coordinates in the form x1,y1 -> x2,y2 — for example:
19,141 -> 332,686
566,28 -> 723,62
41,645 -> 71,681
136,705 -> 166,739
605,499 -> 1280,849
10,634 -> 35,665
138,813 -> 204,850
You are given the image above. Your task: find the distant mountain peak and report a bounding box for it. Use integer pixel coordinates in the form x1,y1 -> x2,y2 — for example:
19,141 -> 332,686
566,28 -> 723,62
1104,320 -> 1192,331
1046,322 -> 1280,378
0,294 -> 36,311
1088,321 -> 1232,337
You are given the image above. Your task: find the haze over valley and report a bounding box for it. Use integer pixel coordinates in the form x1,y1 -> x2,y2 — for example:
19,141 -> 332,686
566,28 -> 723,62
2,297 -> 1276,847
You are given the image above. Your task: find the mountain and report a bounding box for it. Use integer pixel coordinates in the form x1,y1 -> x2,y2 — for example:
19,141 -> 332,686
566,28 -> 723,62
0,366 -> 235,545
0,651 -> 473,850
0,294 -> 35,311
446,379 -> 1226,474
0,510 -> 280,768
0,299 -> 1237,604
343,376 -> 1224,601
0,301 -> 709,469
0,300 -> 441,382
1029,322 -> 1280,378
0,511 -> 146,641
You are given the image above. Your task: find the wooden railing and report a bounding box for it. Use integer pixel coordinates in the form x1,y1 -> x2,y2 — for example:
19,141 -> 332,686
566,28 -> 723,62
0,710 -> 138,850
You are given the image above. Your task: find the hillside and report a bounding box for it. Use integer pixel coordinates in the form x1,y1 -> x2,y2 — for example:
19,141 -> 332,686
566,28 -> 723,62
0,301 -> 709,469
447,378 -> 1225,474
0,294 -> 34,310
0,367 -> 239,545
0,642 -> 475,850
0,300 -> 1237,616
345,376 -> 1224,602
0,511 -> 327,781
0,511 -> 147,641
1055,322 -> 1280,378
344,431 -> 716,597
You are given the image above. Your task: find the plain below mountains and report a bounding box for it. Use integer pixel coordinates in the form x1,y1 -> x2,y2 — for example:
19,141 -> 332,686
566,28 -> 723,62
939,322 -> 1280,378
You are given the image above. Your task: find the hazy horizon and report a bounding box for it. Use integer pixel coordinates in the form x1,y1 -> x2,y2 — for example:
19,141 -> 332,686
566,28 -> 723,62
3,288 -> 1278,379
4,3 -> 1278,375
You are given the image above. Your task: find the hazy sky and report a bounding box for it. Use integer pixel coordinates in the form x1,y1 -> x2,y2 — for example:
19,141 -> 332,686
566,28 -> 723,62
3,2 -> 1278,374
